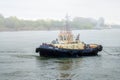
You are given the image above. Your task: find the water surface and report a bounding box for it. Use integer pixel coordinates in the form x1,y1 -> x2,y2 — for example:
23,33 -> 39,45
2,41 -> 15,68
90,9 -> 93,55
0,29 -> 120,80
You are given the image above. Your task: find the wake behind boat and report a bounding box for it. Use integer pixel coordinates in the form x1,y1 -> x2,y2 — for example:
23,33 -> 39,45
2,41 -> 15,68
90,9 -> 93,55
36,15 -> 103,58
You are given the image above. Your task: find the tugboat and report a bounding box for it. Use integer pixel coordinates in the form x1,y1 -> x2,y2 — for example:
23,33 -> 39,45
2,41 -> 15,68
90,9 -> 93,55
36,15 -> 103,58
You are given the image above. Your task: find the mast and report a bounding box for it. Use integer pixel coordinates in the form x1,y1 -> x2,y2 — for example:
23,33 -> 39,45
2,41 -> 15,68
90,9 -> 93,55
59,14 -> 73,43
65,14 -> 71,32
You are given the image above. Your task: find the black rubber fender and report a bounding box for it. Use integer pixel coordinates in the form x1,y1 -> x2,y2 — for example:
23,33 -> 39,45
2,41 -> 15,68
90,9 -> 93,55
97,45 -> 103,51
36,48 -> 39,53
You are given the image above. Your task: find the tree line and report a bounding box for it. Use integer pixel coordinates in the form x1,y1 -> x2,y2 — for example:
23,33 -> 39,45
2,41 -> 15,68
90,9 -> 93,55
0,14 -> 98,31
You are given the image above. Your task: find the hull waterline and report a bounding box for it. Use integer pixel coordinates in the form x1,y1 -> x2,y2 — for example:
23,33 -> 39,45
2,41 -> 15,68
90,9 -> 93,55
36,45 -> 102,58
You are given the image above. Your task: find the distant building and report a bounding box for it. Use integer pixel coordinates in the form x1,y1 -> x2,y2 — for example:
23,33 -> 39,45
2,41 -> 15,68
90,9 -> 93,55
95,17 -> 105,29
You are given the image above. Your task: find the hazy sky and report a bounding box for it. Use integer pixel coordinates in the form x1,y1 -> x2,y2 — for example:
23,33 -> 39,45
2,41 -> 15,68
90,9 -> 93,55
0,0 -> 120,24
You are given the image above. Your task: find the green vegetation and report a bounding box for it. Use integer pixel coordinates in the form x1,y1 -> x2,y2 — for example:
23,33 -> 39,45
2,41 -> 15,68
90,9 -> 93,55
0,14 -> 98,31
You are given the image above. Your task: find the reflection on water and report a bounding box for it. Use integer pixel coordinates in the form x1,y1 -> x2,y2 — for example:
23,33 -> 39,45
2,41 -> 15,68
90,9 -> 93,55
0,29 -> 120,80
57,58 -> 82,79
35,50 -> 120,80
35,57 -> 91,79
1,50 -> 120,80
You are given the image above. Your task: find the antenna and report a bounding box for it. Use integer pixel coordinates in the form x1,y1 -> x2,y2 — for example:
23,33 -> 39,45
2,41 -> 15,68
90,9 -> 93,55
58,14 -> 73,43
65,14 -> 71,32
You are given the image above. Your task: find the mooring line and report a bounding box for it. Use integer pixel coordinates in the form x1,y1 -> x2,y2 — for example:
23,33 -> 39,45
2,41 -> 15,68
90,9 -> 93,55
103,49 -> 111,55
103,49 -> 120,56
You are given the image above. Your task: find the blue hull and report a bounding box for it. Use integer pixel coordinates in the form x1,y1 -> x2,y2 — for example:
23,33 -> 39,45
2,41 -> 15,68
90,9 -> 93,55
36,46 -> 102,58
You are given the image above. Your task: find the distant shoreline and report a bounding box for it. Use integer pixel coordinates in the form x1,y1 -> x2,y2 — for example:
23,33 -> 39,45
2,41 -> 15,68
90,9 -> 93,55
0,14 -> 120,32
1,28 -> 120,32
